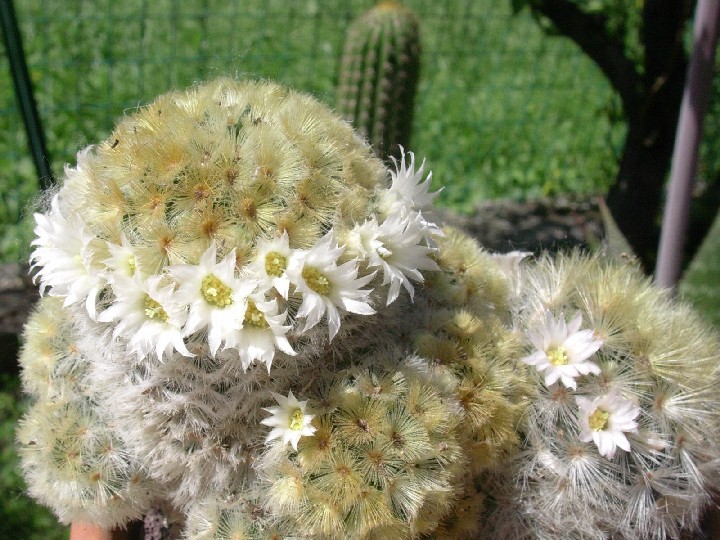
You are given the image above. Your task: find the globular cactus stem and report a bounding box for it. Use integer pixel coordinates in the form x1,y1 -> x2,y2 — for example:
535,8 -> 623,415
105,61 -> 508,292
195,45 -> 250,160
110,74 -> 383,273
337,2 -> 421,163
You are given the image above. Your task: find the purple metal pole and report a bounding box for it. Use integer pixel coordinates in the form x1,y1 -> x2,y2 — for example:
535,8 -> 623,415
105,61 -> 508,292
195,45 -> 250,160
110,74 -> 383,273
655,0 -> 720,289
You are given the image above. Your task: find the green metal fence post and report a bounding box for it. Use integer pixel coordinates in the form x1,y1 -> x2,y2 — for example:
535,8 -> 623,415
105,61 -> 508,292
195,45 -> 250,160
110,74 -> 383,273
0,0 -> 54,189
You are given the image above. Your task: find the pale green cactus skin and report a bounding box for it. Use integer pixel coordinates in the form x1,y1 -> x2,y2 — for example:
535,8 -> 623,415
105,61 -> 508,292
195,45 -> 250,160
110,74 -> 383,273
67,78 -> 387,269
337,2 -> 421,162
411,228 -> 531,473
259,359 -> 465,539
44,78 -> 398,511
16,297 -> 159,528
18,80 -> 503,538
17,79 -> 402,522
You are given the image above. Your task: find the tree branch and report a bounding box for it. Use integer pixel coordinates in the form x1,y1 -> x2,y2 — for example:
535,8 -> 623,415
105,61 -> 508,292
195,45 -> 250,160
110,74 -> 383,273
642,0 -> 692,89
526,0 -> 642,116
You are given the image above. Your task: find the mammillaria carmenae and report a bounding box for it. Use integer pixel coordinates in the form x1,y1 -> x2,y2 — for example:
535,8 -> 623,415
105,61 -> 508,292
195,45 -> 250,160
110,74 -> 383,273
17,79 -> 720,539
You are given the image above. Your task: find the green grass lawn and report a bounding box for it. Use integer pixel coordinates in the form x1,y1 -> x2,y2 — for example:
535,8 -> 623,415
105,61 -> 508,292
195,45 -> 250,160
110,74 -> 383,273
0,0 -> 622,263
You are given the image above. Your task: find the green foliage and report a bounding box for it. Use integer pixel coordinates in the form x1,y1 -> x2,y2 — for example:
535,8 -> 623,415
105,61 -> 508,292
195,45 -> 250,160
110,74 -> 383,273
512,0 -> 643,66
411,3 -> 621,211
578,0 -> 643,66
337,2 -> 421,162
0,0 -> 623,262
698,53 -> 720,188
0,376 -> 67,540
680,208 -> 720,327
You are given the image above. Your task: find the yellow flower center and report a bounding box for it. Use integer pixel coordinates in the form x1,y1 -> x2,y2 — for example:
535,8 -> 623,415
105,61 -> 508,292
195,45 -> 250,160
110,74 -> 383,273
289,408 -> 304,431
144,295 -> 168,322
302,266 -> 331,296
265,251 -> 287,277
243,299 -> 269,329
588,408 -> 610,431
547,346 -> 569,366
127,255 -> 136,275
200,274 -> 234,308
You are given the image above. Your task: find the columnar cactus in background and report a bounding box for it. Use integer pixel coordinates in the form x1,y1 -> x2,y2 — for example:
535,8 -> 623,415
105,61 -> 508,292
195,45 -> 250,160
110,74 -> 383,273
336,2 -> 421,162
17,78 -> 720,539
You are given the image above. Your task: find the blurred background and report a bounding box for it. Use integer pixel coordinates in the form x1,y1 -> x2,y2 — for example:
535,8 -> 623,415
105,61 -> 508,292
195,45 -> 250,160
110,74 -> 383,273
0,0 -> 631,263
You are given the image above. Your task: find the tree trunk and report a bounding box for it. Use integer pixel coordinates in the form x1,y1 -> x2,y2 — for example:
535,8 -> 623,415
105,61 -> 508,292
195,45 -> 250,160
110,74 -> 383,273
605,0 -> 689,270
525,0 -> 692,271
606,78 -> 684,270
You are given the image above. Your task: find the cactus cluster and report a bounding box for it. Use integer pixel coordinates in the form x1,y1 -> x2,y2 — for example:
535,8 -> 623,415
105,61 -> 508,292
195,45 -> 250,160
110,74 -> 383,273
16,78 -> 720,539
408,229 -> 531,474
258,358 -> 465,538
17,297 -> 159,528
337,2 -> 421,162
482,253 -> 720,539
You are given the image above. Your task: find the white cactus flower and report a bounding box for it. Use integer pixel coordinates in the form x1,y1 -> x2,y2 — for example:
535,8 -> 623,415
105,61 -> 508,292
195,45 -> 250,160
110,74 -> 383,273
382,147 -> 439,213
287,233 -> 375,340
350,212 -> 439,305
98,273 -> 191,359
492,250 -> 532,285
231,294 -> 296,371
103,235 -> 140,279
168,242 -> 256,356
345,217 -> 385,262
522,310 -> 603,389
261,391 -> 316,450
30,195 -> 106,319
247,231 -> 293,299
577,390 -> 640,459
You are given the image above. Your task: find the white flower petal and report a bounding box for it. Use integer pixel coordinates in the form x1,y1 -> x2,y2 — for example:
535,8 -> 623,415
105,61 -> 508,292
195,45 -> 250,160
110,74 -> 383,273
247,231 -> 293,299
168,242 -> 256,356
261,391 -> 316,450
523,310 -> 604,389
287,233 -> 375,340
30,195 -> 106,317
577,389 -> 640,459
98,273 -> 191,359
382,147 -> 440,212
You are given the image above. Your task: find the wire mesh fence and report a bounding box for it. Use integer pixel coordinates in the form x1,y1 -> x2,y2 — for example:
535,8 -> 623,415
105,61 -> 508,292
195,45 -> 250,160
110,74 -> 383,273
0,0 -> 622,262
